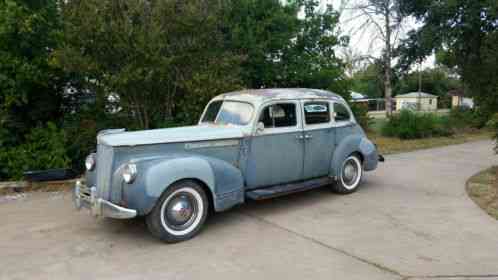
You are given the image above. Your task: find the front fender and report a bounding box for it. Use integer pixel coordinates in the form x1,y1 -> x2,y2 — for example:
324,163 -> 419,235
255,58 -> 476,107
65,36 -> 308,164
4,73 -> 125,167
123,154 -> 244,215
330,135 -> 378,177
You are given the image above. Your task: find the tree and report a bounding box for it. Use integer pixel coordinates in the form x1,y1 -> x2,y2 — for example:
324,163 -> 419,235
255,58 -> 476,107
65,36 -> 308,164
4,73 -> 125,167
56,0 -> 242,129
344,0 -> 410,116
349,61 -> 385,98
0,0 -> 64,143
224,0 -> 348,95
394,67 -> 460,108
398,0 -> 498,121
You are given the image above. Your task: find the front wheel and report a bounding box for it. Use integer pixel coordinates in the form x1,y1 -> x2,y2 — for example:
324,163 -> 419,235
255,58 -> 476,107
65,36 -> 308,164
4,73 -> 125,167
146,180 -> 208,243
331,154 -> 363,194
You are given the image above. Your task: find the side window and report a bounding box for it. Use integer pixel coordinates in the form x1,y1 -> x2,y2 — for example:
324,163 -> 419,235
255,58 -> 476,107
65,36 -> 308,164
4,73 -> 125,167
259,103 -> 297,128
333,103 -> 351,122
304,102 -> 330,125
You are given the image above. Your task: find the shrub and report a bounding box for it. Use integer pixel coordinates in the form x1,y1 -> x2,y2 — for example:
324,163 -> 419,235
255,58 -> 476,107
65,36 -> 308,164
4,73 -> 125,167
350,103 -> 372,131
487,113 -> 498,154
381,110 -> 453,139
0,122 -> 70,180
448,107 -> 482,130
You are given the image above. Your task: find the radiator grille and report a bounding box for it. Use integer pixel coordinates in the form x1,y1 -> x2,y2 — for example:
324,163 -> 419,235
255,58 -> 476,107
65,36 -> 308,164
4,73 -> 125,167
96,144 -> 114,200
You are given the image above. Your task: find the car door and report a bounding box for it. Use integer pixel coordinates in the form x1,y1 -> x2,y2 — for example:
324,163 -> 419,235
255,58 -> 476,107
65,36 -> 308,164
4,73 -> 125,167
245,100 -> 305,189
301,100 -> 335,179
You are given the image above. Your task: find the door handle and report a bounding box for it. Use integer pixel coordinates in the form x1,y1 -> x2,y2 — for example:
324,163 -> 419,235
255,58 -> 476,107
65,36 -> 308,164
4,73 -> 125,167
296,135 -> 304,140
304,134 -> 312,139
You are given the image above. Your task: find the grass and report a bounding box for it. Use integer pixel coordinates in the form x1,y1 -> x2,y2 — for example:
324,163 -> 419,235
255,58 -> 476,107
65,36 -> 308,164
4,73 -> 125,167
466,166 -> 498,220
367,129 -> 493,155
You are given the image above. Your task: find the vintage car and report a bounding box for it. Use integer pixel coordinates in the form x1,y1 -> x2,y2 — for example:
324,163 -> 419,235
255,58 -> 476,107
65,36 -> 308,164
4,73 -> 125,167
74,88 -> 383,242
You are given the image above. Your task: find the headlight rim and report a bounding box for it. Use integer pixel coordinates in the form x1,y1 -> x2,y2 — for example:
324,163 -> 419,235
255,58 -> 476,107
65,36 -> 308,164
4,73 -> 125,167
85,154 -> 96,171
122,163 -> 138,184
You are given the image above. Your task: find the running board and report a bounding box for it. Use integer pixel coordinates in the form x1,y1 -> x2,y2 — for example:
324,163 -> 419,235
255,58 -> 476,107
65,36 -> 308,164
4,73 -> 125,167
245,177 -> 335,200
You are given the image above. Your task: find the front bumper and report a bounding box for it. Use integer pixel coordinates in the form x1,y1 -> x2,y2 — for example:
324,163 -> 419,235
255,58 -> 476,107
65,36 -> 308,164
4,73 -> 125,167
74,180 -> 137,219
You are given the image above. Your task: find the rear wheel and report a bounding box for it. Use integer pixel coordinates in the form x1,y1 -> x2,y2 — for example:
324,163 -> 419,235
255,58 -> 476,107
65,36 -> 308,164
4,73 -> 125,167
146,180 -> 208,243
331,154 -> 363,194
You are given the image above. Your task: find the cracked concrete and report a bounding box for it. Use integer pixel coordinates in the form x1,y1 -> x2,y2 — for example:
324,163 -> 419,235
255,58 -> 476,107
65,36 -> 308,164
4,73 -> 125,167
1,140 -> 497,279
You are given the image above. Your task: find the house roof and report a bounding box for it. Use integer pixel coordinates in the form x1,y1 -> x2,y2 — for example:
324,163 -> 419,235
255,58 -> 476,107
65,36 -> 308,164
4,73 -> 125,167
395,92 -> 438,99
448,89 -> 465,97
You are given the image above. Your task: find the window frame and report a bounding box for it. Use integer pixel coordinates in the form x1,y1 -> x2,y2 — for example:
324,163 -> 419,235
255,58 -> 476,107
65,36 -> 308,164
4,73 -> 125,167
301,99 -> 333,130
253,100 -> 302,135
199,99 -> 255,126
332,101 -> 353,126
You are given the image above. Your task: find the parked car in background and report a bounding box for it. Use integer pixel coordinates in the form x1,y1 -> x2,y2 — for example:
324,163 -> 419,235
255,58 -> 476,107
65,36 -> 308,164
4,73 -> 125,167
74,88 -> 383,242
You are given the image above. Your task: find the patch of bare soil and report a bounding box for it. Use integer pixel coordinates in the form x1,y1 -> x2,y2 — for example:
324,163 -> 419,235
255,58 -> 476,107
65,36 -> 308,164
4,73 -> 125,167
0,179 -> 77,196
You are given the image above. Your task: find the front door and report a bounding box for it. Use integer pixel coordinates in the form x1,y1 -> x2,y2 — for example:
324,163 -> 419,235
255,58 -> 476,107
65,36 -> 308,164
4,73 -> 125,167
245,101 -> 304,189
301,100 -> 335,179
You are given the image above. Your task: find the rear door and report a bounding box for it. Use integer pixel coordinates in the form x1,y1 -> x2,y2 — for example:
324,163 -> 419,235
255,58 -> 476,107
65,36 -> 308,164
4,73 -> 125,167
301,100 -> 335,179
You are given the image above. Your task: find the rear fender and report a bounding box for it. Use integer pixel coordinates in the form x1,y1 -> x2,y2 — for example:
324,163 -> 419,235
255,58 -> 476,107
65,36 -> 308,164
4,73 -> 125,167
330,135 -> 378,177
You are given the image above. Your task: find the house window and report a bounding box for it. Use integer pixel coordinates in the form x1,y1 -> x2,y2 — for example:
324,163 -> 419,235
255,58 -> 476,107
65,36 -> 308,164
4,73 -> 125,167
259,103 -> 297,128
304,102 -> 330,125
429,99 -> 433,105
333,103 -> 351,122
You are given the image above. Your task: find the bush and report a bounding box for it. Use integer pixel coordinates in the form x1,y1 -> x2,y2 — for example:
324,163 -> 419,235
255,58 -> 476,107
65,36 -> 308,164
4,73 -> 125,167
487,113 -> 498,154
448,107 -> 482,129
350,103 -> 372,131
381,110 -> 453,139
0,122 -> 70,180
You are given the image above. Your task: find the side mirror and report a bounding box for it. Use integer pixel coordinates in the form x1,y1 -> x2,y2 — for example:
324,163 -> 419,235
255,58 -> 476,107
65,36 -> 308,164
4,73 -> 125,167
256,122 -> 265,134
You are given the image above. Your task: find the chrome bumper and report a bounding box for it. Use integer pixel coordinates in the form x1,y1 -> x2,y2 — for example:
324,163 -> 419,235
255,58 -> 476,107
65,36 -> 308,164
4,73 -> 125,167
74,180 -> 137,219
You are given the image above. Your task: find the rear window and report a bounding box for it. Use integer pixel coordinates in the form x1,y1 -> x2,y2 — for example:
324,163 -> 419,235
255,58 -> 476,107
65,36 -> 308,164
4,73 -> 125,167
333,103 -> 351,122
304,102 -> 330,125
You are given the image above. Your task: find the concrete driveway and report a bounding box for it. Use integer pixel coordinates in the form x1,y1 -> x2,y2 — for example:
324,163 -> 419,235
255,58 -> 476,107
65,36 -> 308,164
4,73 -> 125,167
1,140 -> 497,280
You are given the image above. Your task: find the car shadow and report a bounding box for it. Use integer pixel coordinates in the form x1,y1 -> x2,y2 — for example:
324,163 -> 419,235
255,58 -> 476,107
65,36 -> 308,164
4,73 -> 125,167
97,179 -> 375,244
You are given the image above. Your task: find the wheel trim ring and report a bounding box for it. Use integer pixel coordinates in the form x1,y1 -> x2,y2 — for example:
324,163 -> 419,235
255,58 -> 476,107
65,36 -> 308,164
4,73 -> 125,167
340,156 -> 362,190
160,187 -> 204,236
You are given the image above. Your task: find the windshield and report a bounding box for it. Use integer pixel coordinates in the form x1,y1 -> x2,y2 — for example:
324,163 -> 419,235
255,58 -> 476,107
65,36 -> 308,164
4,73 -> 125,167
201,101 -> 254,126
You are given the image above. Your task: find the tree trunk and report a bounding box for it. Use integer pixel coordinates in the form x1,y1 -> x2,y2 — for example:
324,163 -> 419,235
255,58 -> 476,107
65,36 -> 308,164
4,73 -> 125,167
384,2 -> 393,117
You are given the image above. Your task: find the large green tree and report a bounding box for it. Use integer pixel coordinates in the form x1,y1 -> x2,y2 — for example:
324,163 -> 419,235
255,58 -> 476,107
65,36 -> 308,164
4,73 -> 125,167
398,0 -> 498,119
56,0 -> 243,129
224,0 -> 348,95
0,0 -> 64,144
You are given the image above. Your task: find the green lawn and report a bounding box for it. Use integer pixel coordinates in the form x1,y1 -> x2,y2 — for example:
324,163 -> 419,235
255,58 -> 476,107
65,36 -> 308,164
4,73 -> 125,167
466,166 -> 498,220
367,127 -> 493,155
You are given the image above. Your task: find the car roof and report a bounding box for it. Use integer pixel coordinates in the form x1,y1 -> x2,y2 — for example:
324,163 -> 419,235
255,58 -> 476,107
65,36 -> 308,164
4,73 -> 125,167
213,88 -> 345,106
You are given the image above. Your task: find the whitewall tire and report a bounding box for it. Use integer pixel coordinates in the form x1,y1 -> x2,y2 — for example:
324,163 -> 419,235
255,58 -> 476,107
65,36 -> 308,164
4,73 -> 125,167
146,180 -> 208,243
331,154 -> 363,194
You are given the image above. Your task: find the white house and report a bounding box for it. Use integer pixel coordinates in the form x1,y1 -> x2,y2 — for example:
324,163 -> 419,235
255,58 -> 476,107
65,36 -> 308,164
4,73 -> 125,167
395,92 -> 438,111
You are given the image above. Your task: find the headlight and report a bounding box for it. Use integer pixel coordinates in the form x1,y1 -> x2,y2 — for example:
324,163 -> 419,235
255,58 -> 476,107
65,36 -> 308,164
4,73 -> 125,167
122,163 -> 137,184
85,154 -> 96,171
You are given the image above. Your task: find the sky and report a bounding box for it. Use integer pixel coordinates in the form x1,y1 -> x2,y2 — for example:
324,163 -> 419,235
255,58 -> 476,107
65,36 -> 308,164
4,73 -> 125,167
320,0 -> 435,71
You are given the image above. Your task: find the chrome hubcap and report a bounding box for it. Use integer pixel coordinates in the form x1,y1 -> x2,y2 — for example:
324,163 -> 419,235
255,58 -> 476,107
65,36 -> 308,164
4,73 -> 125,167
164,193 -> 197,230
342,159 -> 358,186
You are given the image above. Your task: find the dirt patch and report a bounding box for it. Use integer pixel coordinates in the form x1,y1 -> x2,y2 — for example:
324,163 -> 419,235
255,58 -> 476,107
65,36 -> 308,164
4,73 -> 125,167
0,179 -> 77,196
466,166 -> 498,220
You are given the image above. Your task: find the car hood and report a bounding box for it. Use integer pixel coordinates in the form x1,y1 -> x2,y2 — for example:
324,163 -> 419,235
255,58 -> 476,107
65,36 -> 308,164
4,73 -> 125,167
97,125 -> 246,147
